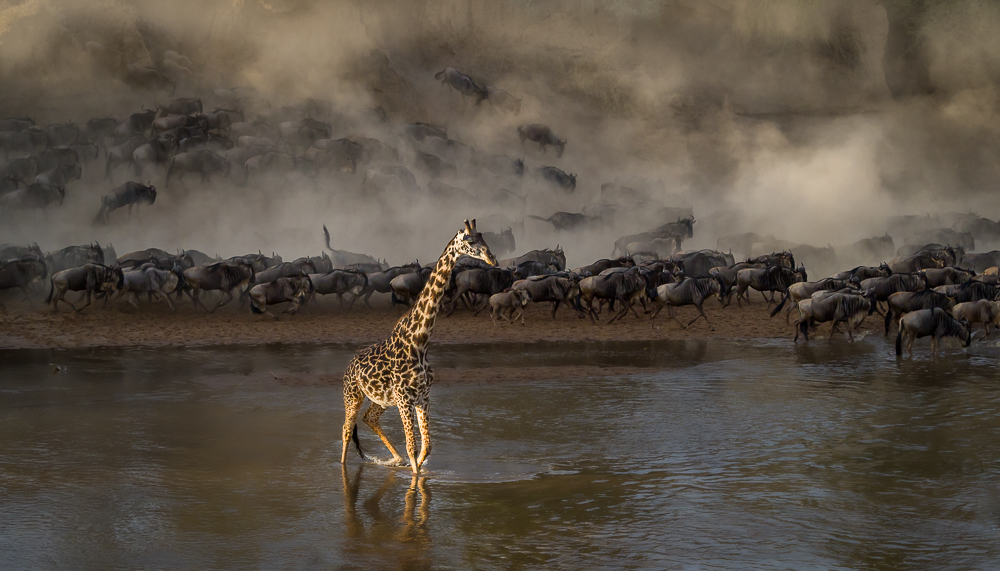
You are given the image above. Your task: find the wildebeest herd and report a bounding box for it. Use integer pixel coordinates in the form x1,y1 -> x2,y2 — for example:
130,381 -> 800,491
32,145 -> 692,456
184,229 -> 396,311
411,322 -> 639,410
3,43 -> 1000,357
4,211 -> 1000,357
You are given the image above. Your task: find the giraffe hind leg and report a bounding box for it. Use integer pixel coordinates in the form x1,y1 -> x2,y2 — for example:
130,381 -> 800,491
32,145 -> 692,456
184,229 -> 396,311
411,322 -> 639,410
341,375 -> 367,464
363,403 -> 406,465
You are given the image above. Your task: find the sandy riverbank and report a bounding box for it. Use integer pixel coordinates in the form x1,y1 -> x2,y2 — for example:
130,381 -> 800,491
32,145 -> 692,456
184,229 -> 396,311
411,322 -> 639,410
0,293 -> 800,350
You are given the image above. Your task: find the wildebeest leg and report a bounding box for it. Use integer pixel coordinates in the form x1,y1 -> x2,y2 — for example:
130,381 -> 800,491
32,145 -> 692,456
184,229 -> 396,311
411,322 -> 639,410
490,305 -> 499,326
666,306 -> 686,329
517,306 -> 526,325
551,301 -> 561,320
473,299 -> 490,317
362,403 -> 405,465
127,292 -> 141,310
20,286 -> 33,306
75,290 -> 93,313
158,291 -> 176,311
931,335 -> 939,357
210,289 -> 235,313
687,301 -> 712,330
607,297 -> 630,324
905,331 -> 915,357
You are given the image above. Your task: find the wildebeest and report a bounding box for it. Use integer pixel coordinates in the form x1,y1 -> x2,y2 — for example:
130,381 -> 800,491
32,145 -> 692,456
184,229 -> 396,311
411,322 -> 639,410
182,261 -> 256,312
577,272 -> 647,324
45,264 -> 124,313
244,151 -> 315,183
0,157 -> 39,186
904,228 -> 975,253
793,290 -> 874,342
0,117 -> 34,132
355,262 -> 421,307
105,137 -> 146,180
202,108 -> 244,134
403,123 -> 447,142
254,259 -> 317,285
612,218 -> 696,258
512,260 -> 559,280
414,151 -> 457,179
131,136 -> 178,176
34,164 -> 82,187
672,250 -> 734,278
82,117 -> 119,150
308,269 -> 368,306
278,118 -> 331,150
390,267 -> 433,307
538,166 -> 576,192
482,227 -> 516,257
511,275 -> 582,319
0,243 -> 42,260
539,209 -> 605,230
0,128 -> 47,159
952,300 -> 1000,338
937,280 -> 1000,304
126,63 -> 174,92
361,165 -> 421,196
884,288 -> 956,335
0,256 -> 47,310
446,267 -> 514,315
474,151 -> 524,177
152,114 -> 209,136
573,256 -> 634,277
716,233 -> 765,258
249,276 -> 312,318
501,247 -> 567,272
517,124 -> 566,157
158,98 -> 202,117
306,138 -> 363,173
489,289 -> 531,325
833,264 -> 891,282
41,123 -> 80,148
734,265 -> 806,307
166,150 -> 230,186
485,86 -> 522,115
47,243 -> 105,273
773,277 -> 857,321
121,267 -> 179,310
0,183 -> 64,216
94,181 -> 156,224
434,68 -> 488,104
114,110 -> 157,143
919,266 -> 975,288
960,251 -> 1000,273
859,273 -> 926,308
895,308 -> 971,357
648,277 -> 722,330
887,251 -> 946,273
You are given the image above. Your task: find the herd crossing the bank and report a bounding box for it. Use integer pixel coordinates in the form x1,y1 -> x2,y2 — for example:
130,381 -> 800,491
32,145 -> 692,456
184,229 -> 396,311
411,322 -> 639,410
3,50 -> 1000,358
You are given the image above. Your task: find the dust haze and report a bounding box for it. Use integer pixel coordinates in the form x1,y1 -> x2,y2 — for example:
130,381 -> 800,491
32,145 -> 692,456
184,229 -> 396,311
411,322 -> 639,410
3,0 -> 1000,273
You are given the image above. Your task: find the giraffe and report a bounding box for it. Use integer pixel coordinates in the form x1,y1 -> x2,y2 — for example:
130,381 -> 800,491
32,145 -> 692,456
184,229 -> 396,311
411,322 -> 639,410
341,219 -> 497,475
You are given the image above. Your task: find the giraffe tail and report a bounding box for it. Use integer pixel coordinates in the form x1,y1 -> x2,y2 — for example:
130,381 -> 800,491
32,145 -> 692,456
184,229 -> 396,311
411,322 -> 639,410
351,424 -> 367,459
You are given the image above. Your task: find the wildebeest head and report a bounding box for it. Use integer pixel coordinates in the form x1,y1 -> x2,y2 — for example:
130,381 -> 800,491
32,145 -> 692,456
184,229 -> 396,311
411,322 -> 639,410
144,182 -> 157,205
514,158 -> 525,176
55,185 -> 66,205
456,219 -> 498,267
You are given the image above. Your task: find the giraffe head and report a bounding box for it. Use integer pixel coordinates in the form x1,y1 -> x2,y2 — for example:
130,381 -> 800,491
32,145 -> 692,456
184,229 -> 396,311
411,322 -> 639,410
455,219 -> 498,266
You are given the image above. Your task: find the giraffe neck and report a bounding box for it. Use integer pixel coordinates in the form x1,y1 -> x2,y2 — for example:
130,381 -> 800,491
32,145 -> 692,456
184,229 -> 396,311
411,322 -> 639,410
391,236 -> 462,352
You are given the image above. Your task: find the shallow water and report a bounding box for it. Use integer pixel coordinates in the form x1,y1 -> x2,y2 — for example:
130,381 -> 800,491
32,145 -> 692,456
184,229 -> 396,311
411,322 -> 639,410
1,339 -> 999,570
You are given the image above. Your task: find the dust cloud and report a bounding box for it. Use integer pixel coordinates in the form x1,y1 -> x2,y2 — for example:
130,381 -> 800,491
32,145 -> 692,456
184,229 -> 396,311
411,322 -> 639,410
2,0 -> 1000,274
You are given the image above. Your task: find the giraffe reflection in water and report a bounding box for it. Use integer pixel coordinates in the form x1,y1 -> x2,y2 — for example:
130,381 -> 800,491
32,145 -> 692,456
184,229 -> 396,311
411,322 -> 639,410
341,464 -> 431,562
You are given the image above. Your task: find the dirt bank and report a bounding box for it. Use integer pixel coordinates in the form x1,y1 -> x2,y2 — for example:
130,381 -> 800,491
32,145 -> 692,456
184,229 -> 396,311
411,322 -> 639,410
0,294 -> 795,350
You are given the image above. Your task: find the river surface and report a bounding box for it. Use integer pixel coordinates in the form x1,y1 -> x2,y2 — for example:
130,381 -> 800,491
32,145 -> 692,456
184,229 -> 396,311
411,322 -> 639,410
1,339 -> 999,570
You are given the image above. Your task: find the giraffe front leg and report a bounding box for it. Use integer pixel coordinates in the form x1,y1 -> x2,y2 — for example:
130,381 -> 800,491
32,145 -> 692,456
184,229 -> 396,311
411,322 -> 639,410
415,403 -> 431,471
396,397 -> 420,474
362,403 -> 406,465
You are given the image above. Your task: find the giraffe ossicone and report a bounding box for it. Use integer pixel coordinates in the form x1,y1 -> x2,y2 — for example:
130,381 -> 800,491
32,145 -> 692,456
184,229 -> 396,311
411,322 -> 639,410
340,219 -> 496,475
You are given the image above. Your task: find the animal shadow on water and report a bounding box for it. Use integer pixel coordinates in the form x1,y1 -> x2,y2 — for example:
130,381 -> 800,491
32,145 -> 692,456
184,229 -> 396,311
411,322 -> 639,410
341,464 -> 431,555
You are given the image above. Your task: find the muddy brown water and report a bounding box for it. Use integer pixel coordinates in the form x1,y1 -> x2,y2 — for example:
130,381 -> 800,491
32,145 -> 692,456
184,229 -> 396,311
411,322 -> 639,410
1,339 -> 999,570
